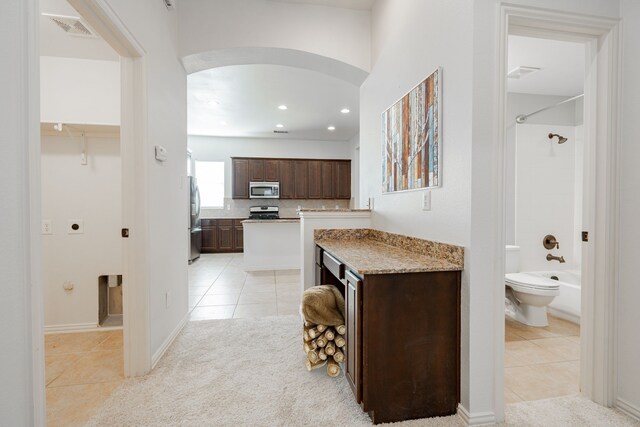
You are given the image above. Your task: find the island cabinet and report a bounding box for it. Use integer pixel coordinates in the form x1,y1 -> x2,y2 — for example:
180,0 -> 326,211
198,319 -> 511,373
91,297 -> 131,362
315,244 -> 461,424
201,219 -> 245,253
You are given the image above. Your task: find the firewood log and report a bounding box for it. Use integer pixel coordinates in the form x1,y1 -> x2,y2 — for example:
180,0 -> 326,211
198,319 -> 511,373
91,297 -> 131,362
324,328 -> 335,341
308,327 -> 319,339
304,321 -> 313,328
307,349 -> 320,364
305,358 -> 326,371
333,349 -> 344,363
303,340 -> 318,353
318,348 -> 327,361
336,325 -> 346,335
334,336 -> 345,348
316,332 -> 329,348
303,329 -> 312,342
325,341 -> 336,356
317,324 -> 327,333
327,359 -> 340,377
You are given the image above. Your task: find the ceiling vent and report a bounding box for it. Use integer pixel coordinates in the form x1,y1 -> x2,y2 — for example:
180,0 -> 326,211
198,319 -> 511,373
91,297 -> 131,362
273,130 -> 289,134
163,0 -> 176,10
508,66 -> 541,79
43,14 -> 95,38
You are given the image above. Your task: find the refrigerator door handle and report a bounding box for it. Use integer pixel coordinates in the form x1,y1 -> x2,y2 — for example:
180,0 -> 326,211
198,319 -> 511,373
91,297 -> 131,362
195,186 -> 201,218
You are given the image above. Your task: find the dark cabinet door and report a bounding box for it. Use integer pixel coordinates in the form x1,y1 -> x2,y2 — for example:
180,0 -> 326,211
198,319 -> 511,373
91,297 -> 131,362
264,160 -> 279,182
201,220 -> 218,252
233,220 -> 244,251
278,160 -> 294,199
232,159 -> 249,199
321,160 -> 334,199
294,160 -> 308,199
345,270 -> 362,403
218,220 -> 234,251
334,160 -> 351,199
249,159 -> 265,182
307,160 -> 322,199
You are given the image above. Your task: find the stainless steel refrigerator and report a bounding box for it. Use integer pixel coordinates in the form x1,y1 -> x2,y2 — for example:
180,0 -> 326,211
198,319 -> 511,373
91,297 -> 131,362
189,176 -> 202,263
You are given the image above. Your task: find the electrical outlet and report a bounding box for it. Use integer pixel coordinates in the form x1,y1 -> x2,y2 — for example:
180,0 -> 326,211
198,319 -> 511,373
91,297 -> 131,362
42,220 -> 52,235
422,191 -> 431,211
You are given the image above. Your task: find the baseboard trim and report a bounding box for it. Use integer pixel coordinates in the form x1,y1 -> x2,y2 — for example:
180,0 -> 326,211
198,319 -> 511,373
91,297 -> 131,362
151,312 -> 189,369
44,322 -> 122,334
457,403 -> 496,426
547,307 -> 580,325
616,398 -> 640,421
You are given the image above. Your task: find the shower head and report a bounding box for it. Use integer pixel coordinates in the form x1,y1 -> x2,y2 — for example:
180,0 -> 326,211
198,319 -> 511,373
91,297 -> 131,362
548,133 -> 568,144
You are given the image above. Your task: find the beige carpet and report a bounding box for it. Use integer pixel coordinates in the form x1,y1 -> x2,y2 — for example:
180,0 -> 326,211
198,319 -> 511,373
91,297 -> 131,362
86,316 -> 639,426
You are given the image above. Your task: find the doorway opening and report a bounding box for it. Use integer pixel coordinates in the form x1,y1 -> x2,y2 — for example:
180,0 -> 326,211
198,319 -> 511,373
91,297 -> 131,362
503,34 -> 585,403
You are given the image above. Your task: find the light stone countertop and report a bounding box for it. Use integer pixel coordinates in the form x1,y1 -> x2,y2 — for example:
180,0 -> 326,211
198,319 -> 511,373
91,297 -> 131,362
242,218 -> 301,224
298,208 -> 371,213
315,229 -> 464,275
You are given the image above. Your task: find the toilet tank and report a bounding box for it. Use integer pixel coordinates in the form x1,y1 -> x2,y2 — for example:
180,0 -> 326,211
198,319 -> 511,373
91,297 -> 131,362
505,245 -> 520,274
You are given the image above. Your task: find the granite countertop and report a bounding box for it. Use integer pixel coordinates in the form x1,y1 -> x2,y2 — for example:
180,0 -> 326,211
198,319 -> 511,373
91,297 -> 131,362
242,218 -> 300,224
315,229 -> 464,275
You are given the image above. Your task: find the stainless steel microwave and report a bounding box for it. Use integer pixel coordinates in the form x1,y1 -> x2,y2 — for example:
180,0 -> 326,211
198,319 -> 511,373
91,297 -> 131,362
249,182 -> 280,199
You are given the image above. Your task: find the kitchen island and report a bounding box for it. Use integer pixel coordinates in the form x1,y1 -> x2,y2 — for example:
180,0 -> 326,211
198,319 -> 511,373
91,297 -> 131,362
242,219 -> 301,271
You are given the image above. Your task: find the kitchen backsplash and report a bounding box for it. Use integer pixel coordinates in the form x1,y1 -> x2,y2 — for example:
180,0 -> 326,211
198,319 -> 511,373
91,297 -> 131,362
201,198 -> 351,219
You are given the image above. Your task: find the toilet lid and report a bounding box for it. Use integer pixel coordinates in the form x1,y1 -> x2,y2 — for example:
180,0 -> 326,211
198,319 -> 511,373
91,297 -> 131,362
505,273 -> 560,291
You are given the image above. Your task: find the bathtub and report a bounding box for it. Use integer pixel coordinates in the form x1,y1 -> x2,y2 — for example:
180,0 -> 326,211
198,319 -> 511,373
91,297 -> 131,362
528,270 -> 581,324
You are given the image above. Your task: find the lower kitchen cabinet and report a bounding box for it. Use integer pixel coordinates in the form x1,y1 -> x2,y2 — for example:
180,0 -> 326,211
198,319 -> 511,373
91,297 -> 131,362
201,219 -> 245,253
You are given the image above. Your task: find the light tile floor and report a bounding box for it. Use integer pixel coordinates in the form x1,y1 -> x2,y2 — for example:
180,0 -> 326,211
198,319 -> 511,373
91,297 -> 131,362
505,314 -> 580,403
45,330 -> 124,427
189,253 -> 301,321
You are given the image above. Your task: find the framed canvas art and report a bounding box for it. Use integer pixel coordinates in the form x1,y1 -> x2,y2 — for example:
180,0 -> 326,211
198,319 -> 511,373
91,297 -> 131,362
382,67 -> 441,193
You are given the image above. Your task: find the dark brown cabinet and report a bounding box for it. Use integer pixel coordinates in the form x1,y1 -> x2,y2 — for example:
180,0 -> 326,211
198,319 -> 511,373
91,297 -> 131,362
265,160 -> 279,182
293,160 -> 308,199
316,245 -> 461,424
232,159 -> 249,199
231,157 -> 351,200
307,160 -> 322,199
200,219 -> 244,253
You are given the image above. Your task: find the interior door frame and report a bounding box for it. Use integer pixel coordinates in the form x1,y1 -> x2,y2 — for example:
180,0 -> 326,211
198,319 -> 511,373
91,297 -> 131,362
495,3 -> 621,420
67,0 -> 151,377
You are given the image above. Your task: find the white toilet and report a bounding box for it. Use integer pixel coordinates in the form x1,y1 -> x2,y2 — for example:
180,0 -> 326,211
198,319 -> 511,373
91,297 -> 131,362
505,245 -> 560,327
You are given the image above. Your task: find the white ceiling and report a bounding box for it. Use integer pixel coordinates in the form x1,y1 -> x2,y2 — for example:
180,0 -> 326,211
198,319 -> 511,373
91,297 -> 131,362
188,64 -> 360,141
507,36 -> 584,96
268,0 -> 375,10
39,0 -> 118,61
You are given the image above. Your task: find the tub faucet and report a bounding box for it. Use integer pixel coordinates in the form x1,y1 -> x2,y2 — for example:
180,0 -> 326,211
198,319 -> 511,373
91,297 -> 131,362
546,254 -> 565,263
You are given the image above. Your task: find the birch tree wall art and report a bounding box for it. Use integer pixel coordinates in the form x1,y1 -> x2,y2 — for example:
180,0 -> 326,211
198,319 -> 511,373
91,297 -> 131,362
382,68 -> 441,192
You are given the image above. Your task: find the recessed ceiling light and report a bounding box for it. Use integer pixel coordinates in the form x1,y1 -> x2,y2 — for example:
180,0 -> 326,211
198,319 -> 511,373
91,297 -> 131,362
328,126 -> 336,131
276,124 -> 284,128
220,121 -> 227,126
278,105 -> 288,110
340,108 -> 350,114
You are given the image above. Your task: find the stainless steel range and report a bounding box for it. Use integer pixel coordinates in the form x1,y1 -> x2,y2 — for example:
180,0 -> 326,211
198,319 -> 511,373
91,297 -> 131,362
249,206 -> 280,220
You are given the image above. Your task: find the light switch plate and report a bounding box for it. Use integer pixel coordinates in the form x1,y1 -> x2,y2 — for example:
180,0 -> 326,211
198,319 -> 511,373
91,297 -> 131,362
155,145 -> 168,162
422,191 -> 431,211
42,220 -> 52,235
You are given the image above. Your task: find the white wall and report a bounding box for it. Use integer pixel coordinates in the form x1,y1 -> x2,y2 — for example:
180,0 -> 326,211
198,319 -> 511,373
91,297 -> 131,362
618,0 -> 640,415
514,124 -> 578,271
178,0 -> 371,73
41,134 -> 122,329
1,0 -> 42,424
349,133 -> 360,208
505,94 -> 583,244
40,56 -> 120,126
104,0 -> 188,359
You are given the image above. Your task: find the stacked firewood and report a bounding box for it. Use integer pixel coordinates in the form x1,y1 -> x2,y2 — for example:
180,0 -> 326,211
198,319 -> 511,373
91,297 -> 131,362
303,321 -> 346,377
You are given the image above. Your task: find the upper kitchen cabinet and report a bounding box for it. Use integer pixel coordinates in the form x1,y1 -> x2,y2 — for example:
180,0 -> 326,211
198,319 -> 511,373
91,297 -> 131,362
278,160 -> 295,199
231,157 -> 350,200
265,160 -> 279,182
232,158 -> 249,199
334,160 -> 351,199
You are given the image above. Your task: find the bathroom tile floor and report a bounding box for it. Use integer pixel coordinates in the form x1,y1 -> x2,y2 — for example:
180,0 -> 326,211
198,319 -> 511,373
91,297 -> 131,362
189,253 -> 301,321
45,329 -> 124,427
505,314 -> 580,403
